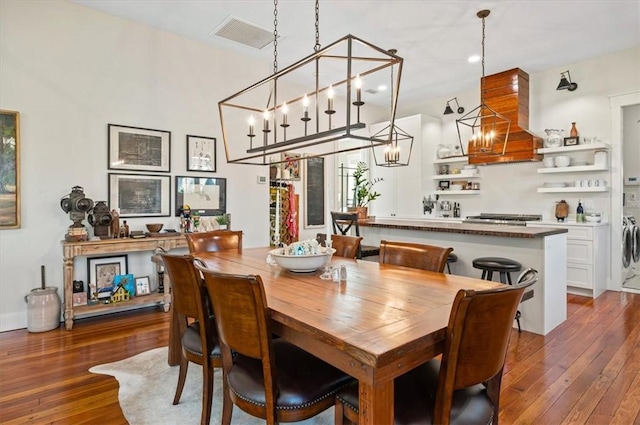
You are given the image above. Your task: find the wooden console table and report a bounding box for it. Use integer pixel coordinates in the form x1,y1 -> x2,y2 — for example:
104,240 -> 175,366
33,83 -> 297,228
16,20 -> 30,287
61,235 -> 187,330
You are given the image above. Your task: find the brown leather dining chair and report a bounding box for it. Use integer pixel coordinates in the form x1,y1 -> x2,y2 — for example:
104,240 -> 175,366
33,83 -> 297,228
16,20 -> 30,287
379,240 -> 454,273
185,230 -> 243,254
330,211 -> 379,259
335,276 -> 536,425
317,233 -> 363,259
194,264 -> 355,425
159,253 -> 222,425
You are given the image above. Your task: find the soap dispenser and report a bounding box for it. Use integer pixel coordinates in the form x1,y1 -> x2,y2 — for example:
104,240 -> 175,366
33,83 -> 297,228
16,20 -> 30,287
576,200 -> 585,223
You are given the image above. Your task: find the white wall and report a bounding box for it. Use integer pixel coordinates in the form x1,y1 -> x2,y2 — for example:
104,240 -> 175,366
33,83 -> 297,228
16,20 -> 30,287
0,0 -> 273,330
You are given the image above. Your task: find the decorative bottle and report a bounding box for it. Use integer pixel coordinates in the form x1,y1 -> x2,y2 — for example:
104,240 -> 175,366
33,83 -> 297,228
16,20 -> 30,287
570,122 -> 578,137
576,200 -> 584,223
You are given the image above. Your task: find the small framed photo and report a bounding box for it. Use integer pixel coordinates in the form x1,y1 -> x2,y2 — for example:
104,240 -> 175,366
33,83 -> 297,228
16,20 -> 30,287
108,124 -> 171,172
187,135 -> 216,172
439,180 -> 450,190
114,273 -> 135,297
135,276 -> 152,296
563,136 -> 579,146
175,176 -> 227,216
87,255 -> 128,298
281,152 -> 301,180
109,173 -> 171,218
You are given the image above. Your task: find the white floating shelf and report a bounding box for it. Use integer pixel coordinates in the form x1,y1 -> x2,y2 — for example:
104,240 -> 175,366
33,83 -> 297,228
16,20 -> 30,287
536,142 -> 609,154
537,187 -> 609,193
537,165 -> 609,174
432,174 -> 480,180
435,190 -> 481,195
434,156 -> 469,164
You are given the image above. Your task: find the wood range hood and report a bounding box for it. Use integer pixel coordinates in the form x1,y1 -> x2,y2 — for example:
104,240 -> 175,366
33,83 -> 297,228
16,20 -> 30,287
468,68 -> 543,165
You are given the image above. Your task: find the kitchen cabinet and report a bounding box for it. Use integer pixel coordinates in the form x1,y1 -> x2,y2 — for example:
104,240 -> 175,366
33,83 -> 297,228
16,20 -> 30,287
369,114 -> 440,217
536,143 -> 610,193
529,222 -> 609,298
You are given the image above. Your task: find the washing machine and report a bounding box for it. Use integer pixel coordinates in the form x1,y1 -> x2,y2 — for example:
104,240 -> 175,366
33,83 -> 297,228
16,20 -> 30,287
628,216 -> 640,273
622,216 -> 634,280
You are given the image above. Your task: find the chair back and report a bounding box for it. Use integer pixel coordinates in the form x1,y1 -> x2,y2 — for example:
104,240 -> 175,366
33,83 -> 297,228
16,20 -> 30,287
379,240 -> 453,273
331,212 -> 361,236
331,234 -> 363,259
434,278 -> 536,423
516,268 -> 538,285
185,230 -> 243,254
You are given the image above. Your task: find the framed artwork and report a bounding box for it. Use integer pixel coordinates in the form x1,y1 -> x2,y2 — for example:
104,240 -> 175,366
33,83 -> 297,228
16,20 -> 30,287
175,176 -> 226,216
135,276 -> 152,296
114,273 -> 135,297
109,173 -> 171,218
438,180 -> 450,190
187,135 -> 216,172
281,152 -> 301,180
304,156 -> 325,228
0,110 -> 20,229
108,124 -> 171,172
87,255 -> 128,298
564,136 -> 579,146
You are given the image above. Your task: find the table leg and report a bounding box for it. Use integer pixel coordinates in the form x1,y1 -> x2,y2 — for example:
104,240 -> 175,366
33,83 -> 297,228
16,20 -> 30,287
63,251 -> 75,330
358,380 -> 393,425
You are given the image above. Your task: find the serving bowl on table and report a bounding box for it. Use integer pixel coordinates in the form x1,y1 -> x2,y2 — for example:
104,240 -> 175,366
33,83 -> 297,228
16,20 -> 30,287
269,247 -> 336,272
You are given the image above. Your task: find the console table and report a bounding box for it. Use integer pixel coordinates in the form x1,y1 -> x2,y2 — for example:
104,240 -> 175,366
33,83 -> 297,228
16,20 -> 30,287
61,235 -> 187,330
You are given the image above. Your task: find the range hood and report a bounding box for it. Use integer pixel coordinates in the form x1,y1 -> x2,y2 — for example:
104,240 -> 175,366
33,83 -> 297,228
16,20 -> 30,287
468,68 -> 543,165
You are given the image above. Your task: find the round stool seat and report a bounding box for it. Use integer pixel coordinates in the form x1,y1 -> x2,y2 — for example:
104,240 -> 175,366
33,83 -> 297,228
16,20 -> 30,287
447,253 -> 458,263
472,257 -> 522,273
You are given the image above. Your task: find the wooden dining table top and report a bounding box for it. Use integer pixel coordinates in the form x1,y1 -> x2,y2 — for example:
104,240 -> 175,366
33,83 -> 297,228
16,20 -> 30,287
180,246 -> 503,424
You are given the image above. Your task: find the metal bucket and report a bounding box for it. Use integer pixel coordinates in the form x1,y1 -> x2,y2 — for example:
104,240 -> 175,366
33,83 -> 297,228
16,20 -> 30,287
24,287 -> 61,333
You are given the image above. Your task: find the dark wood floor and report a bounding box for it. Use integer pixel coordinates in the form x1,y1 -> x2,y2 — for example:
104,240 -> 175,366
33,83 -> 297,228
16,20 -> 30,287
0,291 -> 639,424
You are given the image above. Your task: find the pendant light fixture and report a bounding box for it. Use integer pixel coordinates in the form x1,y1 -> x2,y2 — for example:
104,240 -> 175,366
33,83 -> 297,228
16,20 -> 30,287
455,9 -> 510,157
371,49 -> 414,167
218,0 -> 403,166
443,97 -> 464,115
556,70 -> 578,91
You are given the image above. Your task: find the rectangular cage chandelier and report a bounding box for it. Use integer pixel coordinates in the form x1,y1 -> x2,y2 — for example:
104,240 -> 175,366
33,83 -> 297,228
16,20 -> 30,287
218,34 -> 403,165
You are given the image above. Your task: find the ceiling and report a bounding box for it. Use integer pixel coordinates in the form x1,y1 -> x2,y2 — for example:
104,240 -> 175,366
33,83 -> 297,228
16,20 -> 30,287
71,0 -> 639,107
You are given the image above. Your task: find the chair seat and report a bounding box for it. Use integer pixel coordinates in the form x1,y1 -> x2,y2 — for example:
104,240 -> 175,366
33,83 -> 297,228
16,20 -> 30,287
447,253 -> 458,263
360,245 -> 380,257
229,339 -> 354,411
472,257 -> 522,272
336,359 -> 494,425
182,322 -> 222,358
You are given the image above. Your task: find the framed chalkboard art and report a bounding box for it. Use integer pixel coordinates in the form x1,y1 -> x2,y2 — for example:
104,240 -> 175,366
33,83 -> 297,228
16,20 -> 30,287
304,156 -> 325,228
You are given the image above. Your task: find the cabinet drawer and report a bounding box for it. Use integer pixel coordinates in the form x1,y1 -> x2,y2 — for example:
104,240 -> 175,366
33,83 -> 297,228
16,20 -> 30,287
567,263 -> 593,289
566,226 -> 593,241
567,240 -> 593,264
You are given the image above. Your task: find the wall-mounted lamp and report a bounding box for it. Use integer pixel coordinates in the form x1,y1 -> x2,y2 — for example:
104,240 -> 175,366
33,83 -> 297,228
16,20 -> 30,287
557,70 -> 578,91
443,97 -> 465,115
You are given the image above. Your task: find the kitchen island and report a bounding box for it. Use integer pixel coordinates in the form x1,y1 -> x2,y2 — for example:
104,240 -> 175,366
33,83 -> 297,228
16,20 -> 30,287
359,218 -> 568,335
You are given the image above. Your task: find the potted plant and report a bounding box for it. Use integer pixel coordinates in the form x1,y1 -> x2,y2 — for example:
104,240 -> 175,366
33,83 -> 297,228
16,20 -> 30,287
350,161 -> 383,219
215,214 -> 229,230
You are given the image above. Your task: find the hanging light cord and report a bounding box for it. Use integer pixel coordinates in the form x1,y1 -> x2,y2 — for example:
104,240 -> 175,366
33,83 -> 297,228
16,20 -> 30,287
273,0 -> 278,74
314,0 -> 320,52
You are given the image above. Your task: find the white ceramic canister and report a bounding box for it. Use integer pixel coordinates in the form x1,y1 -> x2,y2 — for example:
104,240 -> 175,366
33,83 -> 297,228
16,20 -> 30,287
24,287 -> 61,332
594,150 -> 608,167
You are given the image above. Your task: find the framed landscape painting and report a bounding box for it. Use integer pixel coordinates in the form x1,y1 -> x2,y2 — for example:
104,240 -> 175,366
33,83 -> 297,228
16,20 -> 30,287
0,110 -> 20,229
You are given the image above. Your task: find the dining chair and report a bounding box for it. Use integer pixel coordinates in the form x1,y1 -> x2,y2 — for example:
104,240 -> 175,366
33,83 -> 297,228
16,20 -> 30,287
379,240 -> 454,273
513,267 -> 538,332
330,211 -> 379,258
194,264 -> 355,425
159,253 -> 221,425
185,230 -> 243,254
335,277 -> 536,425
329,234 -> 363,259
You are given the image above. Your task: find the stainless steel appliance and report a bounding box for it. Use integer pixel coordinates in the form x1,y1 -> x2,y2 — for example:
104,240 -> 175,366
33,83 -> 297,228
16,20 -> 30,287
463,213 -> 543,226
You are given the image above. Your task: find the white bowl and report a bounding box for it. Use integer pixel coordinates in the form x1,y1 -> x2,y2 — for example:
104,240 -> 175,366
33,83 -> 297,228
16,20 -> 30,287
543,157 -> 555,168
554,156 -> 571,167
450,184 -> 464,191
269,247 -> 335,272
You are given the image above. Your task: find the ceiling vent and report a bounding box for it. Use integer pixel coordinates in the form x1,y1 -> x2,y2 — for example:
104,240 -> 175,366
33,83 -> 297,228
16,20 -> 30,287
212,16 -> 277,50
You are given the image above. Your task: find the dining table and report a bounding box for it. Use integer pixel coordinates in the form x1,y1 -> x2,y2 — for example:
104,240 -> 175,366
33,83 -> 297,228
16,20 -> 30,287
167,246 -> 503,425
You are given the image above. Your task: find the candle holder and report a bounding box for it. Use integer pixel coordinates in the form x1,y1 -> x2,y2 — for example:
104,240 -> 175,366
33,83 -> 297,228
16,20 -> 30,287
301,112 -> 311,136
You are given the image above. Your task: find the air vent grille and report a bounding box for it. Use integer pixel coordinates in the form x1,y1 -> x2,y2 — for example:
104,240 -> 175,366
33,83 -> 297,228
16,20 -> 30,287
212,16 -> 277,50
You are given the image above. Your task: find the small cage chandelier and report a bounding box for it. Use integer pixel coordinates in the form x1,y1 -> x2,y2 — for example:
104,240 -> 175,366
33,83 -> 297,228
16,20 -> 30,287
455,9 -> 510,157
371,49 -> 414,167
218,0 -> 403,166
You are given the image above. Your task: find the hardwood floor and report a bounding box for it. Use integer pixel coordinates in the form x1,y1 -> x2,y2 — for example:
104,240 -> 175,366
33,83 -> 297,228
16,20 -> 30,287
0,292 -> 639,424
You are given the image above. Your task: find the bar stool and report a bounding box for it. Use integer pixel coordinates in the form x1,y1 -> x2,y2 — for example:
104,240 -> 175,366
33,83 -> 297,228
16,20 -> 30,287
473,256 -> 523,331
446,253 -> 458,274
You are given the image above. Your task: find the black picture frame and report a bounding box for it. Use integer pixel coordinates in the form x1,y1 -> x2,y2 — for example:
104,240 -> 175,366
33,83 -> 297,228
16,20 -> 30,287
108,124 -> 171,172
563,136 -> 579,146
186,135 -> 216,172
439,180 -> 450,190
175,176 -> 227,216
304,156 -> 325,228
108,173 -> 171,218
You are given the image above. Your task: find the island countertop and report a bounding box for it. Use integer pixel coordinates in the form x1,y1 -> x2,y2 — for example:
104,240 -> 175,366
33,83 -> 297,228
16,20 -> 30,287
358,218 -> 568,239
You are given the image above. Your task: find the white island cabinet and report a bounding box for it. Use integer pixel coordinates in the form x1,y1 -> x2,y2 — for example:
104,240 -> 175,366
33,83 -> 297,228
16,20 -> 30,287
368,114 -> 441,218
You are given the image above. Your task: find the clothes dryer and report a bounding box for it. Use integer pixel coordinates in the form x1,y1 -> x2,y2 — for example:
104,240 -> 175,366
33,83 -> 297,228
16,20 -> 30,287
623,216 -> 635,281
